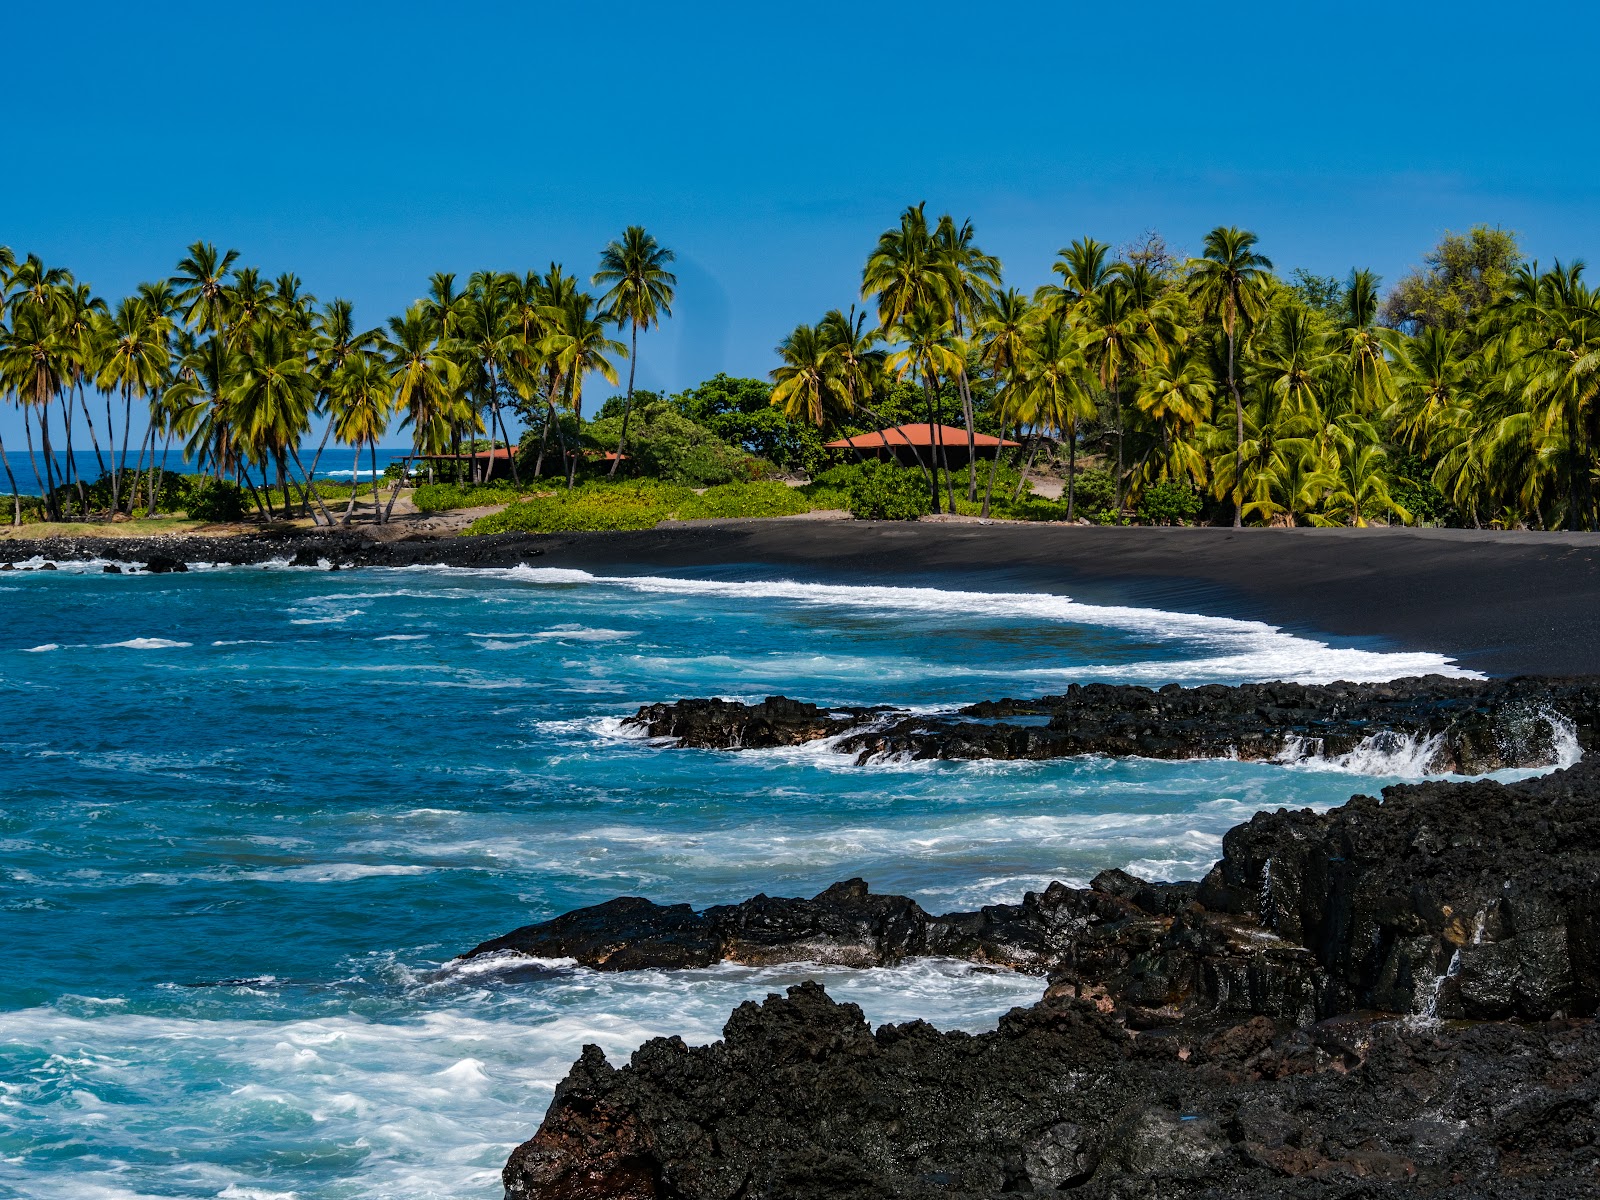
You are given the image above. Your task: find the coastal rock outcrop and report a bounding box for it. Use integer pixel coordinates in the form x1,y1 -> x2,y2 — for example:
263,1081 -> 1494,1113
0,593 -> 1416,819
626,677 -> 1600,773
493,760 -> 1600,1198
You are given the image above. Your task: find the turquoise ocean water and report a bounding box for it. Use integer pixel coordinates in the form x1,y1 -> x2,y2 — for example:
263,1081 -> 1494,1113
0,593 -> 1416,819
0,561 -> 1556,1198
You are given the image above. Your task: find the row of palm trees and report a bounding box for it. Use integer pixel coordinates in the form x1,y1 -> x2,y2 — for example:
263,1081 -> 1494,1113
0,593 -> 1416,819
772,207 -> 1600,529
0,229 -> 675,524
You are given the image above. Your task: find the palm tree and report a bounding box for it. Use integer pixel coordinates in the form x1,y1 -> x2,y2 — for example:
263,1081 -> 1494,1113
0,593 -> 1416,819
0,303 -> 73,520
1133,344 -> 1215,494
457,272 -> 522,485
1019,314 -> 1094,516
229,320 -> 316,517
885,304 -> 963,511
1076,280 -> 1147,510
1187,227 -> 1274,526
539,290 -> 623,485
331,353 -> 395,524
770,322 -> 847,427
171,241 -> 241,334
976,288 -> 1033,516
593,227 -> 677,477
95,296 -> 170,515
933,214 -> 1001,499
304,299 -> 380,513
383,303 -> 462,517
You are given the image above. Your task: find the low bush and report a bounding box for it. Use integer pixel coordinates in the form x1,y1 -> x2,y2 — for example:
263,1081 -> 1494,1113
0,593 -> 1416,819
413,482 -> 521,512
465,480 -> 694,535
676,481 -> 810,521
182,477 -> 246,523
587,402 -> 769,485
1065,468 -> 1119,524
1136,479 -> 1203,525
840,461 -> 932,521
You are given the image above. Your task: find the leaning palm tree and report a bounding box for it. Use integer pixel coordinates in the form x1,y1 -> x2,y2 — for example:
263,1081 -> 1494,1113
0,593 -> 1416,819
593,227 -> 677,476
1187,227 -> 1274,526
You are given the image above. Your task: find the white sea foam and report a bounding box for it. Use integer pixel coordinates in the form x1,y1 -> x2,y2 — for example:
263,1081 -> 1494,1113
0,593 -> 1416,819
375,633 -> 430,641
0,960 -> 1041,1198
22,643 -> 61,653
459,566 -> 1477,684
240,864 -> 434,884
99,638 -> 192,650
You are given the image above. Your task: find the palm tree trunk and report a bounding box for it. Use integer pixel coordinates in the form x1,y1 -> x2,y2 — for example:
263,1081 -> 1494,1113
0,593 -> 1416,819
1114,386 -> 1124,513
610,322 -> 639,478
303,413 -> 338,518
120,389 -> 134,514
1013,429 -> 1041,502
370,441 -> 383,523
22,408 -> 47,520
78,384 -> 107,480
957,367 -> 978,501
1067,420 -> 1078,520
0,431 -> 20,526
381,445 -> 411,523
276,452 -> 293,517
289,446 -> 337,527
920,375 -> 941,513
240,462 -> 273,520
148,432 -> 174,518
127,426 -> 153,516
107,392 -> 121,516
533,407 -> 552,478
981,417 -> 1007,519
39,397 -> 60,520
1228,321 -> 1243,528
61,388 -> 83,519
340,444 -> 361,526
498,397 -> 520,486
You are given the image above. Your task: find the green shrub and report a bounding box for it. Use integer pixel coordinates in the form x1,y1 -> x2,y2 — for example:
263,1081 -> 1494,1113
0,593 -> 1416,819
465,481 -> 694,535
676,481 -> 811,521
181,477 -> 246,523
1136,479 -> 1203,525
587,402 -> 767,485
414,482 -> 521,511
1066,468 -> 1118,523
842,461 -> 932,521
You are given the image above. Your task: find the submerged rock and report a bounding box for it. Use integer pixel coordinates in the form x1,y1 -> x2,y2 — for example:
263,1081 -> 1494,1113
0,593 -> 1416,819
628,677 -> 1600,774
494,759 -> 1600,1198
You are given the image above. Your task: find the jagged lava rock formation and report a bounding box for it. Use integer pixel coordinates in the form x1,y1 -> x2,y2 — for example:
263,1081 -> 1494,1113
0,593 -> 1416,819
490,759 -> 1600,1198
627,677 -> 1600,774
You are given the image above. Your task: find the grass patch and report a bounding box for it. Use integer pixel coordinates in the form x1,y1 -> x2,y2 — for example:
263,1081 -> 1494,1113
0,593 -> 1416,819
676,481 -> 810,520
413,482 -> 522,511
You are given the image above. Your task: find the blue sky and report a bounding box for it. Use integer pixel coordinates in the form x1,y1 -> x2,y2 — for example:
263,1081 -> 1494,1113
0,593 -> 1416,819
3,0 -> 1597,444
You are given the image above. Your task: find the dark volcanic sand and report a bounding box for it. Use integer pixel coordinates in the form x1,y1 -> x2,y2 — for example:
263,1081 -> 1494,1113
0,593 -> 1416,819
6,521 -> 1599,675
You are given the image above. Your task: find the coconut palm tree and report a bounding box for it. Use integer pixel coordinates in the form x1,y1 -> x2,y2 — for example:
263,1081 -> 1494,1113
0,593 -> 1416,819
171,241 -> 241,334
539,290 -> 624,484
229,319 -> 316,517
457,272 -> 522,484
383,303 -> 462,517
770,322 -> 847,427
330,353 -> 395,524
95,295 -> 170,515
0,303 -> 73,519
1019,314 -> 1094,516
933,214 -> 1001,498
1187,227 -> 1274,526
884,303 -> 963,511
1133,344 -> 1215,493
976,287 -> 1033,516
1076,280 -> 1147,510
593,227 -> 677,477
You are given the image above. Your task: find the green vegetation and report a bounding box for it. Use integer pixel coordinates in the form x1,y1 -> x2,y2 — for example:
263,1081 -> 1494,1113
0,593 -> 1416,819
6,213 -> 1599,534
412,481 -> 522,511
677,481 -> 809,520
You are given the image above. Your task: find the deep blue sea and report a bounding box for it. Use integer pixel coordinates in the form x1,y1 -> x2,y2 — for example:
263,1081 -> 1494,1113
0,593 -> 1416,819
0,561 -> 1564,1198
2,450 -> 415,497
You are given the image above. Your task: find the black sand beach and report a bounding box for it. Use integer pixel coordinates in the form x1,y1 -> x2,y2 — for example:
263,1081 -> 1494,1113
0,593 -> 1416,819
6,522 -> 1599,676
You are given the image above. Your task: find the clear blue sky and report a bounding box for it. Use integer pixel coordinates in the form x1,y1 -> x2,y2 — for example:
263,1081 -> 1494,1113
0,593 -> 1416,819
4,0 -> 1596,445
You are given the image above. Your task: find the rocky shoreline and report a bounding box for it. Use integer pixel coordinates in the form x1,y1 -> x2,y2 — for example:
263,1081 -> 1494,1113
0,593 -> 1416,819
482,758 -> 1600,1198
626,678 -> 1600,775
